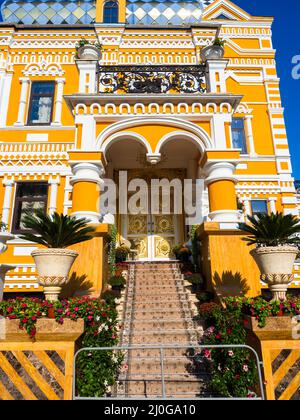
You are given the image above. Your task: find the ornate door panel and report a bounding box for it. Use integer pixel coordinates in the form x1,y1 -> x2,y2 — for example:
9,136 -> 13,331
126,214 -> 148,260
152,215 -> 176,259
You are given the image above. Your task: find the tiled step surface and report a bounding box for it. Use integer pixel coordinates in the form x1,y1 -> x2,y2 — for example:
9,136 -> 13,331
119,262 -> 208,398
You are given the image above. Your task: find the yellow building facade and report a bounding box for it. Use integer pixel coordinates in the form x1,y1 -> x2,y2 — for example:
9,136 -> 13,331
0,0 -> 298,296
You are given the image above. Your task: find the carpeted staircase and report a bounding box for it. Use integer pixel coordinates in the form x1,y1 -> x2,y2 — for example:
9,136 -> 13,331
118,261 -> 210,398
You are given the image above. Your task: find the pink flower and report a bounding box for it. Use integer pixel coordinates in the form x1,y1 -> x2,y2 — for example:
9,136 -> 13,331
228,350 -> 234,357
203,349 -> 211,359
243,364 -> 249,372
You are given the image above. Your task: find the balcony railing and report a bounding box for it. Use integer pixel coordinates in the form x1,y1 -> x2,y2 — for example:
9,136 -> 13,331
98,65 -> 206,95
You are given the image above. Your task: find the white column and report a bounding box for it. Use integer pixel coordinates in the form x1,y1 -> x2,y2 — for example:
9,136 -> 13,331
52,78 -> 65,126
268,197 -> 277,214
242,197 -> 252,216
76,61 -> 98,94
0,72 -> 13,128
2,180 -> 14,226
212,114 -> 231,149
205,60 -> 228,93
15,77 -> 30,126
244,115 -> 256,156
75,115 -> 96,150
63,177 -> 72,216
48,177 -> 60,215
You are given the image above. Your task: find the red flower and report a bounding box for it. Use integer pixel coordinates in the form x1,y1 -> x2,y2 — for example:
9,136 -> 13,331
22,318 -> 28,324
21,303 -> 27,309
215,333 -> 222,340
7,307 -> 13,314
31,316 -> 37,322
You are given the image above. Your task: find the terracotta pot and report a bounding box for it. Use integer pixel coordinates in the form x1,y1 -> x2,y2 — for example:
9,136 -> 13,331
77,44 -> 101,60
250,246 -> 298,301
32,248 -> 78,302
201,45 -> 224,61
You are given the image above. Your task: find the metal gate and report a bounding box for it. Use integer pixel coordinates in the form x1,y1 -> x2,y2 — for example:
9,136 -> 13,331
73,344 -> 265,400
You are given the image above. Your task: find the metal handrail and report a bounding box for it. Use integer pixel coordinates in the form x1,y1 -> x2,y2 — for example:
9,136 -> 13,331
73,344 -> 265,400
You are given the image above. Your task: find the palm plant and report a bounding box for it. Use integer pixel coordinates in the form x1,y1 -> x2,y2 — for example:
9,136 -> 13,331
240,212 -> 300,247
20,210 -> 95,248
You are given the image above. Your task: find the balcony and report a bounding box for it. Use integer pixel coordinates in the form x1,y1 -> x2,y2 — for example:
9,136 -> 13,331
98,65 -> 207,95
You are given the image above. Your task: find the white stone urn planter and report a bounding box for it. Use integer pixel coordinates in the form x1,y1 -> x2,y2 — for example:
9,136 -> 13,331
32,249 -> 79,302
0,233 -> 15,301
201,45 -> 224,61
77,44 -> 102,61
250,246 -> 298,301
0,232 -> 15,254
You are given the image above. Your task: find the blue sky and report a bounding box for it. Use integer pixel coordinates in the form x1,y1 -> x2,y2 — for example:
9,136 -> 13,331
0,0 -> 299,178
233,0 -> 300,179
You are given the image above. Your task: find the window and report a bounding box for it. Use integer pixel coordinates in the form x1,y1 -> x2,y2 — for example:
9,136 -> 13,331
27,81 -> 55,125
232,117 -> 247,154
12,182 -> 49,234
103,1 -> 119,24
251,200 -> 268,216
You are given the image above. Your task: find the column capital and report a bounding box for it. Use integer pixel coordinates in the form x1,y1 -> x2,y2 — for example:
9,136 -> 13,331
201,150 -> 240,186
2,179 -> 14,187
55,77 -> 66,84
19,77 -> 30,83
70,161 -> 104,187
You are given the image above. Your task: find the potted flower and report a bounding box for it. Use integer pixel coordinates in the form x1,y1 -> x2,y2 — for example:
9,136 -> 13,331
201,38 -> 225,62
240,212 -> 300,301
20,210 -> 95,302
75,38 -> 102,60
108,275 -> 126,292
115,245 -> 130,263
186,273 -> 204,293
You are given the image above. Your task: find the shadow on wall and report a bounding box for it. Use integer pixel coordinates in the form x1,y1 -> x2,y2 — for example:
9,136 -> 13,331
213,271 -> 250,299
60,273 -> 94,298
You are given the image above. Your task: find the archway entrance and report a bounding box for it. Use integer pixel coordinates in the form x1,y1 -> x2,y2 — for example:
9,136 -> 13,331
104,135 -> 202,260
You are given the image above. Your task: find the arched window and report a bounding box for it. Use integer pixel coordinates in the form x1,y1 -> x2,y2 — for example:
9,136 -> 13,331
103,1 -> 119,24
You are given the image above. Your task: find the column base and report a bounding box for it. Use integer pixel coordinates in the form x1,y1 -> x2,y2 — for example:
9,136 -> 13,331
71,211 -> 102,224
208,210 -> 241,223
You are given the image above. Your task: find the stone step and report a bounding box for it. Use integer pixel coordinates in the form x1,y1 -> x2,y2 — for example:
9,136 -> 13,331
120,377 -> 208,398
133,302 -> 184,310
134,291 -> 186,298
127,347 -> 199,359
129,331 -> 200,345
134,285 -> 182,293
131,320 -> 188,330
127,358 -> 204,375
134,296 -> 183,304
133,310 -> 187,320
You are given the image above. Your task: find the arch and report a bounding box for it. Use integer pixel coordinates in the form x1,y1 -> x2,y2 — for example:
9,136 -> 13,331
96,117 -> 213,157
155,131 -> 207,156
103,1 -> 119,24
100,131 -> 152,157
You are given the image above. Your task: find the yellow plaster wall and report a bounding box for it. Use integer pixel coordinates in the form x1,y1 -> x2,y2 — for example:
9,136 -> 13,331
199,223 -> 261,298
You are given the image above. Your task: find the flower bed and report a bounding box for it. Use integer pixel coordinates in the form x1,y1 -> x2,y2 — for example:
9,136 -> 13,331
198,295 -> 300,398
0,296 -> 123,398
198,301 -> 258,398
225,296 -> 300,328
